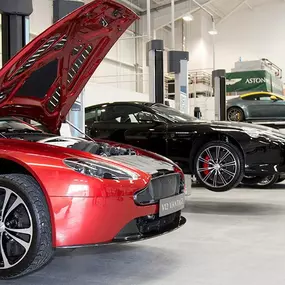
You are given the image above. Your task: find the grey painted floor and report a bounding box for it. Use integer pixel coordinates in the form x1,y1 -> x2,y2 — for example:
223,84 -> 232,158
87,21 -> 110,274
4,183 -> 285,285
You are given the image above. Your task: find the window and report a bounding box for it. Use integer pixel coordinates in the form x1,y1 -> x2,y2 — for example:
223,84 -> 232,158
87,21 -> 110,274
242,94 -> 275,101
87,105 -> 158,124
100,105 -> 143,123
151,104 -> 197,123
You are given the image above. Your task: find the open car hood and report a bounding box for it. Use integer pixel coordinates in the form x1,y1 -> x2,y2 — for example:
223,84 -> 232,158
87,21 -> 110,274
0,0 -> 137,133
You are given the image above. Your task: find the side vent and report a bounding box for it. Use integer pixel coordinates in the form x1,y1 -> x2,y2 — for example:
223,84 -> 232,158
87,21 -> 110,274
0,86 -> 15,103
54,35 -> 68,50
11,35 -> 60,79
72,45 -> 83,56
67,44 -> 93,85
47,87 -> 61,113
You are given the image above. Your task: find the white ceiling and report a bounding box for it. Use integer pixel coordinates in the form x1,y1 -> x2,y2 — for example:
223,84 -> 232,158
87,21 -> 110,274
108,0 -> 279,19
83,0 -> 279,24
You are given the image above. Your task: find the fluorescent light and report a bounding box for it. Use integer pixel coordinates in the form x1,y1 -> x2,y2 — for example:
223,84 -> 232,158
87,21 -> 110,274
183,14 -> 194,21
208,29 -> 218,35
208,21 -> 218,35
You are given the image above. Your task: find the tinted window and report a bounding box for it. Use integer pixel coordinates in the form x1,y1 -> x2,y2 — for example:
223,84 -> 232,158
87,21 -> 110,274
89,105 -> 158,124
85,106 -> 106,123
241,94 -> 278,101
151,104 -> 197,123
101,106 -> 141,123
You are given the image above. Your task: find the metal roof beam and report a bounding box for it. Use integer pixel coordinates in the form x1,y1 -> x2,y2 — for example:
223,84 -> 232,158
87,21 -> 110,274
217,0 -> 247,25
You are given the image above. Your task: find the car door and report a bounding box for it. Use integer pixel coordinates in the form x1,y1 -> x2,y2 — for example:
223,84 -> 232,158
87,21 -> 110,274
89,104 -> 167,156
267,96 -> 285,119
246,94 -> 278,119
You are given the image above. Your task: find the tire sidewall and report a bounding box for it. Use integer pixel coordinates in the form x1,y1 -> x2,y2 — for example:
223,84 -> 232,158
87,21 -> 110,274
194,141 -> 244,192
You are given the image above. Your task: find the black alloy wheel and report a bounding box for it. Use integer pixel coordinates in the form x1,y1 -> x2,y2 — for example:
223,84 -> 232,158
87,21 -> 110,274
242,174 -> 280,188
194,141 -> 244,192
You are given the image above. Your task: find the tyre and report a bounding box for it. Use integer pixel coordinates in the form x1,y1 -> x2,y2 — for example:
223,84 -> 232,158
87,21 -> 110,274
194,141 -> 244,192
227,107 -> 245,122
242,174 -> 279,188
277,178 -> 285,183
0,174 -> 54,279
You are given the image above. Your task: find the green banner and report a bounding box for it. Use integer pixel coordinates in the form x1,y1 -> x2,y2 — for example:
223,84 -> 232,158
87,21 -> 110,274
226,70 -> 283,95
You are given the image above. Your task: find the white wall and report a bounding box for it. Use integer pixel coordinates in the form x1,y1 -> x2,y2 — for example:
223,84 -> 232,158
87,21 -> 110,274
215,1 -> 285,75
30,0 -> 53,36
84,83 -> 148,107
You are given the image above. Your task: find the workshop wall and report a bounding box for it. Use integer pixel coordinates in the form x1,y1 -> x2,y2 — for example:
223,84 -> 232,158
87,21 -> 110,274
215,1 -> 285,74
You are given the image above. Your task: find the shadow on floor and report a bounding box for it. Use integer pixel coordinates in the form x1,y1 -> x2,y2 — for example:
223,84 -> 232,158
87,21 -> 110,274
192,183 -> 285,190
183,200 -> 285,216
3,244 -> 179,285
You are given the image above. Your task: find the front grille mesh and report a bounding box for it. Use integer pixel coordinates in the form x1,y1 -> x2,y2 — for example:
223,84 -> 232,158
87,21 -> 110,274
135,173 -> 183,205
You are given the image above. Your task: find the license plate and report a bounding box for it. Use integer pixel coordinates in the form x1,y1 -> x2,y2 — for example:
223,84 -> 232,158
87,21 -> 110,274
159,193 -> 185,217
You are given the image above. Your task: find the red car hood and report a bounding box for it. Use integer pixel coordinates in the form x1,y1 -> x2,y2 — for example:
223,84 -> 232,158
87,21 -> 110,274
0,0 -> 137,133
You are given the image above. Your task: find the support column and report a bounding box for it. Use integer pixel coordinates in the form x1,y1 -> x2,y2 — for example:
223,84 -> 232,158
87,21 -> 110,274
212,69 -> 226,121
146,40 -> 164,103
53,0 -> 85,137
0,0 -> 33,65
168,51 -> 189,113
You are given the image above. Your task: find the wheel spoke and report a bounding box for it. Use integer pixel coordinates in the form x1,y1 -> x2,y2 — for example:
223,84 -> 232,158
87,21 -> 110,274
218,170 -> 227,185
219,150 -> 230,164
198,167 -> 214,172
5,231 -> 30,251
198,157 -> 214,165
1,189 -> 12,222
205,149 -> 214,162
0,233 -> 10,268
221,168 -> 235,177
213,170 -> 218,187
3,197 -> 22,222
215,147 -> 220,162
6,226 -> 32,236
202,169 -> 215,182
221,161 -> 236,168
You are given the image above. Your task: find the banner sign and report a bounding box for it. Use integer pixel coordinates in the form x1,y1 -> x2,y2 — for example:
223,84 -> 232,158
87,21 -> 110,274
226,70 -> 283,94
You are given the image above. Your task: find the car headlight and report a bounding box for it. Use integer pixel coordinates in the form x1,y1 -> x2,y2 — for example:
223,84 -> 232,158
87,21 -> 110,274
64,158 -> 138,180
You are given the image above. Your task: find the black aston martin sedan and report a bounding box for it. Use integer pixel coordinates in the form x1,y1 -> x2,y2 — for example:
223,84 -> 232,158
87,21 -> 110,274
85,101 -> 285,192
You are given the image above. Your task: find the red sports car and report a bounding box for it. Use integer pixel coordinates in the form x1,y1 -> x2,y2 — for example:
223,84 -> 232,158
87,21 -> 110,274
0,0 -> 186,279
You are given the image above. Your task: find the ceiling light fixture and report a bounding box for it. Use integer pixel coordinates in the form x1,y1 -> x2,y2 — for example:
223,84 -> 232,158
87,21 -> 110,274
208,21 -> 218,35
183,14 -> 194,21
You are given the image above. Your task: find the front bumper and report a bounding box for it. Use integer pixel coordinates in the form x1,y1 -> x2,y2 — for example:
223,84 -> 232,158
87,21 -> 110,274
114,211 -> 186,242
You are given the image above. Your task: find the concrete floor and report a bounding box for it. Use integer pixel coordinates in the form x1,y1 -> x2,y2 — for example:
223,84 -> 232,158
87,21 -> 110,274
4,184 -> 285,285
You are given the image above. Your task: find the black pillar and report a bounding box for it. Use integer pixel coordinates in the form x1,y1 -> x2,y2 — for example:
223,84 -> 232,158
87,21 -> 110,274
53,0 -> 84,23
146,40 -> 164,104
0,0 -> 33,65
212,69 -> 226,121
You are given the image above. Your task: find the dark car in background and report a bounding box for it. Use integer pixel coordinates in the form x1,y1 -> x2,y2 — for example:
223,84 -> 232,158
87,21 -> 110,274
85,101 -> 285,192
227,92 -> 285,122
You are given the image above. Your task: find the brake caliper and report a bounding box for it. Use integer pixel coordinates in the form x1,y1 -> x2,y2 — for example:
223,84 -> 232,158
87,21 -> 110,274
203,155 -> 210,175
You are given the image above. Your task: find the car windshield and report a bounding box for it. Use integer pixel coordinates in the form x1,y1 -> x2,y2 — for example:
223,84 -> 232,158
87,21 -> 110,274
0,117 -> 42,133
151,104 -> 197,123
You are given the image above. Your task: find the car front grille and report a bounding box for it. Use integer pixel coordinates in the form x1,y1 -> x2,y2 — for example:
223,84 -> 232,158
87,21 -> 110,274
134,173 -> 184,205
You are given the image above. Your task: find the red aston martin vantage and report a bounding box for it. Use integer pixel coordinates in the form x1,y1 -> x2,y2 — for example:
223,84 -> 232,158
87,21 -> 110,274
0,0 -> 186,279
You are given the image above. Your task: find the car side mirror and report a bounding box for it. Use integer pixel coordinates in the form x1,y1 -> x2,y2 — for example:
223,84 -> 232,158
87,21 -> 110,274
270,95 -> 278,101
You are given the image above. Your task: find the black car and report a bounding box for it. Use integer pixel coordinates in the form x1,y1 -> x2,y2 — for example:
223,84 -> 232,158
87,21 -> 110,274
85,102 -> 285,192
